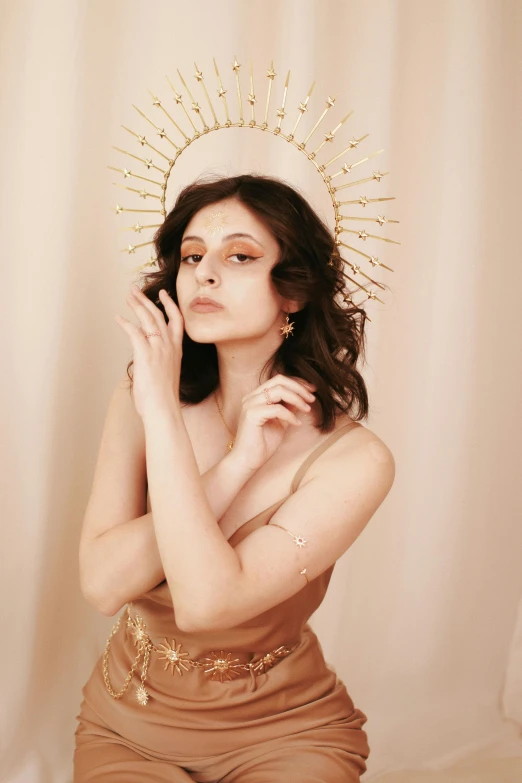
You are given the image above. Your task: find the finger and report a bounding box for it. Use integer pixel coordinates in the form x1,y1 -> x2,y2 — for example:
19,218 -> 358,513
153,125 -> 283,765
250,402 -> 302,427
158,289 -> 184,341
258,384 -> 312,413
128,285 -> 168,335
273,374 -> 317,397
244,375 -> 316,404
114,314 -> 149,352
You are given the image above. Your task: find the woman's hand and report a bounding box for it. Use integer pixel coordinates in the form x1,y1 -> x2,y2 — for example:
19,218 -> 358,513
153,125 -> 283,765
230,374 -> 317,472
114,284 -> 184,420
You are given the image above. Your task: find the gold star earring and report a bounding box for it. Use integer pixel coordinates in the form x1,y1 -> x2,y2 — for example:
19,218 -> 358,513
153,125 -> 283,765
280,312 -> 295,339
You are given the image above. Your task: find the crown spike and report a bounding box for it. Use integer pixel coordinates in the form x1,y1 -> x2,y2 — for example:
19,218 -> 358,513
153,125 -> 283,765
177,69 -> 208,130
248,60 -> 256,125
166,75 -> 200,135
337,196 -> 396,207
121,126 -> 173,163
148,89 -> 190,142
339,214 -> 400,226
121,223 -> 162,233
337,241 -> 394,273
112,182 -> 162,200
323,135 -> 369,168
338,227 -> 401,245
342,273 -> 385,305
107,166 -> 164,188
275,70 -> 290,133
120,239 -> 155,253
112,146 -> 167,174
329,149 -> 385,180
342,259 -> 386,289
333,170 -> 389,192
194,63 -> 219,127
132,105 -> 180,151
213,58 -> 231,125
263,61 -> 276,128
232,56 -> 243,125
312,111 -> 353,157
301,96 -> 335,147
113,206 -> 165,215
135,258 -> 159,273
289,81 -> 315,139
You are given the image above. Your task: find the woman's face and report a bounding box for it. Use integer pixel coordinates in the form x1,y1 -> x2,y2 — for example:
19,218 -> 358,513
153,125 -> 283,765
176,197 -> 287,344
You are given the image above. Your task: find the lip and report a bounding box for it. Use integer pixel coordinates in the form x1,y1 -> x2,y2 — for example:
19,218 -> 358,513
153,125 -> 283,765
190,296 -> 224,311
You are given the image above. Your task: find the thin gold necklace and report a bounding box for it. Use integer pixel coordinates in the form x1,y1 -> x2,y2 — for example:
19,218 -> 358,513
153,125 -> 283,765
214,390 -> 236,451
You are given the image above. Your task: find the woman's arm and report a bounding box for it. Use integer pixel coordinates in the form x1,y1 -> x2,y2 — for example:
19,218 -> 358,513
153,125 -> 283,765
82,451 -> 254,616
78,378 -> 256,616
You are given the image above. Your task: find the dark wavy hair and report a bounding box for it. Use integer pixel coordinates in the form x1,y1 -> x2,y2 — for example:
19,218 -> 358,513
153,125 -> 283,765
125,173 -> 373,432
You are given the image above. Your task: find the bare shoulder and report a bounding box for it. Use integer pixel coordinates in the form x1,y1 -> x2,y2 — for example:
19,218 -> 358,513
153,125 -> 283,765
307,418 -> 396,499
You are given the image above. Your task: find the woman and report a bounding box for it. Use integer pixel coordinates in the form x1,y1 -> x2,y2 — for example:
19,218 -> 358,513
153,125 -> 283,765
74,174 -> 395,781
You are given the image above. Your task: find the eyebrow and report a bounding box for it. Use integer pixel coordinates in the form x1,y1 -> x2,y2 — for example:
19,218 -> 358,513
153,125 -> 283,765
181,232 -> 263,246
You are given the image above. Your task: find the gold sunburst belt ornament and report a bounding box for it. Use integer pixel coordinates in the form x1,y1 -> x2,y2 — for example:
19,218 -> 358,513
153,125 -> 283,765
101,603 -> 300,706
110,56 -> 400,310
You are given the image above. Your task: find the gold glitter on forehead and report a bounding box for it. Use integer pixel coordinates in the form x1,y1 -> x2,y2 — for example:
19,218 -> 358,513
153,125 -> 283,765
204,211 -> 228,236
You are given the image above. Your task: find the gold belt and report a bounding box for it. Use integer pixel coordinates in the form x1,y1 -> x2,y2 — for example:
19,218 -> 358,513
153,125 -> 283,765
102,602 -> 300,706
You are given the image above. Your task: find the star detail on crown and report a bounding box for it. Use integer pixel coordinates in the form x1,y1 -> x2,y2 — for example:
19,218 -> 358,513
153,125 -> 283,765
232,58 -> 241,72
156,638 -> 192,676
248,93 -> 256,106
217,86 -> 227,97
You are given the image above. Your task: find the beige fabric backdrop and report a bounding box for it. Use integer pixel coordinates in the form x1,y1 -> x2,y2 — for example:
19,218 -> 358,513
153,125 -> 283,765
1,0 -> 521,781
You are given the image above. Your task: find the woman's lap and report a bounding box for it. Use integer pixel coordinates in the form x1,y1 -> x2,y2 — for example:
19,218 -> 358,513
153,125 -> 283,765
73,737 -> 194,782
74,698 -> 369,782
74,734 -> 367,783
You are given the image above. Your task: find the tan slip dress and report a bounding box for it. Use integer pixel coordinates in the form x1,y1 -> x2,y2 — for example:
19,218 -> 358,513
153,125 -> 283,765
73,420 -> 370,782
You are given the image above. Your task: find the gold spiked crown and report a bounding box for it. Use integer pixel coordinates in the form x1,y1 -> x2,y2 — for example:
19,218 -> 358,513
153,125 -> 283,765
110,57 -> 400,309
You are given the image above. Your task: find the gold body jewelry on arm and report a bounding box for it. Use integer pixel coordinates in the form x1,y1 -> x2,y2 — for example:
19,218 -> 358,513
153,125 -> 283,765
269,522 -> 311,584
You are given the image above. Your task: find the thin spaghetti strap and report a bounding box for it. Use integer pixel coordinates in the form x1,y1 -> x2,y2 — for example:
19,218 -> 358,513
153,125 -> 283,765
290,421 -> 360,494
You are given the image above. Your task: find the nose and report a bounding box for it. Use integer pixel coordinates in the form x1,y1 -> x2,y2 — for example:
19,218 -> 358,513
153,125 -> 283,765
193,250 -> 220,285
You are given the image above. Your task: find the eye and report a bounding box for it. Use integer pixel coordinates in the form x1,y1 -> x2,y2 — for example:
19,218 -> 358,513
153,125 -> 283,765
180,254 -> 203,264
228,253 -> 257,264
